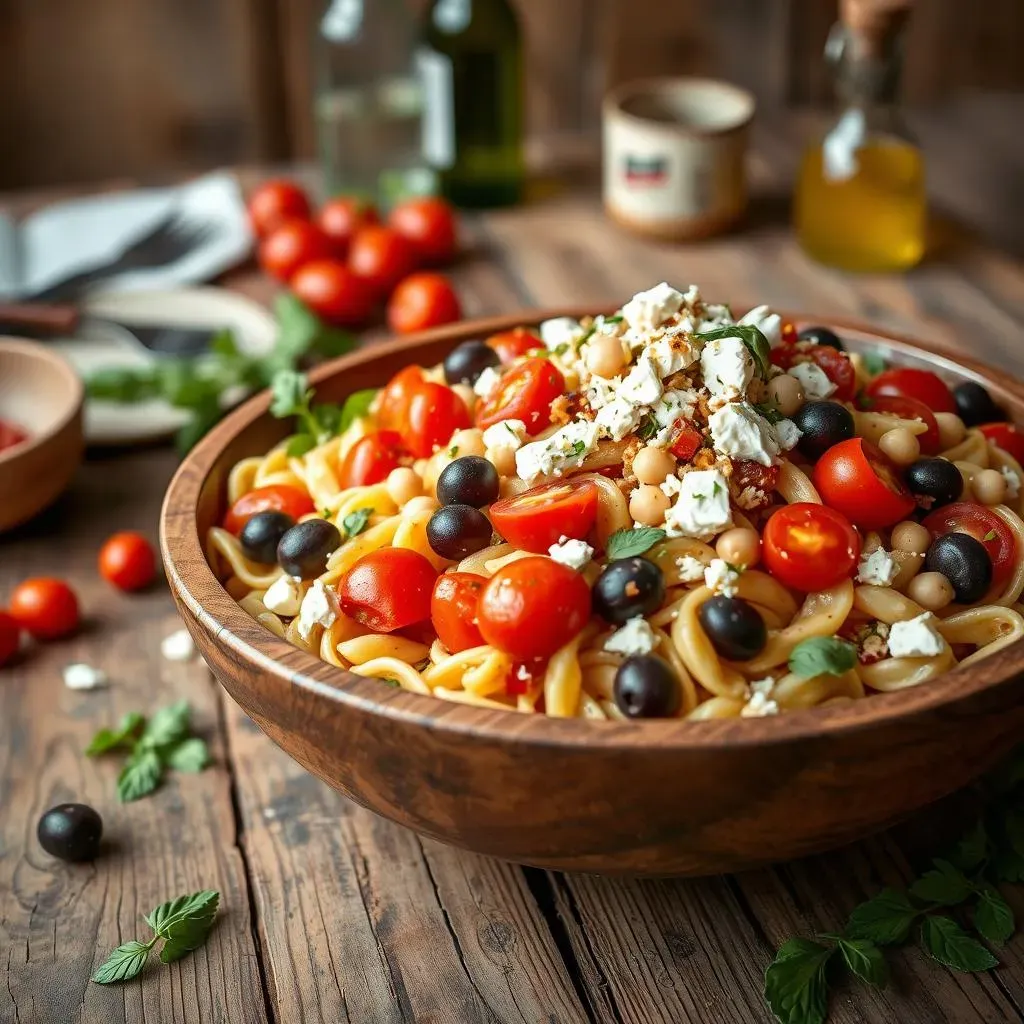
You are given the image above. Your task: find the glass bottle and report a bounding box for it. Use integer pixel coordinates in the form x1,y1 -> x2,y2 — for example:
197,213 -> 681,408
315,0 -> 432,207
419,0 -> 525,208
794,0 -> 926,272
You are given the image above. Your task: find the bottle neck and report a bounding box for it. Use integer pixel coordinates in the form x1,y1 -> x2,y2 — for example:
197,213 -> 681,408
827,21 -> 904,110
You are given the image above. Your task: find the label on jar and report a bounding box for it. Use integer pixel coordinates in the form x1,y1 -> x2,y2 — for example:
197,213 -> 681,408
417,47 -> 455,170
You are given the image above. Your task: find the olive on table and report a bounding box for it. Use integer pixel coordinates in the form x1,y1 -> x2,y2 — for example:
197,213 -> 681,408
427,504 -> 493,560
592,557 -> 665,626
953,381 -> 1004,427
436,455 -> 500,508
443,340 -> 500,386
924,532 -> 992,603
698,596 -> 768,661
240,511 -> 295,564
277,519 -> 341,579
614,655 -> 681,719
793,401 -> 855,461
37,803 -> 103,862
905,458 -> 963,511
798,325 -> 844,351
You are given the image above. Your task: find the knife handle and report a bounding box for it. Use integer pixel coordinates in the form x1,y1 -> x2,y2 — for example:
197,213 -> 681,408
0,302 -> 80,337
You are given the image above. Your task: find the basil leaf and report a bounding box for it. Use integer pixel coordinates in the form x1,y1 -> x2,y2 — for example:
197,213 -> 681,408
338,389 -> 378,432
788,637 -> 857,679
763,938 -> 833,1024
699,324 -> 771,378
909,859 -> 976,906
164,738 -> 210,774
919,915 -> 998,972
139,700 -> 191,750
342,507 -> 374,540
862,352 -> 888,376
91,940 -> 154,984
117,749 -> 163,803
844,888 -> 918,945
606,527 -> 667,560
973,886 -> 1015,947
285,434 -> 316,457
949,820 -> 989,872
86,711 -> 145,756
146,890 -> 220,964
836,937 -> 888,988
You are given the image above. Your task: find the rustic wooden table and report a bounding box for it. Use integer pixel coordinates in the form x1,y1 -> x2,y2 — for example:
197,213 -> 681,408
3,99 -> 1024,1024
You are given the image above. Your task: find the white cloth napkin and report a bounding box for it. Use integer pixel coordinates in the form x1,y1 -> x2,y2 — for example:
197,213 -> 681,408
0,172 -> 253,301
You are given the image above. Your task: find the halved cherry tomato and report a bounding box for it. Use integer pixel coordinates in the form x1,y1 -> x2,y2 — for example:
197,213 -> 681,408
386,272 -> 462,334
490,479 -> 598,553
979,422 -> 1024,465
857,393 -> 941,455
223,485 -> 315,535
388,196 -> 458,264
98,532 -> 157,592
477,557 -> 591,660
378,366 -> 426,433
475,357 -> 564,432
774,343 -> 856,402
338,548 -> 437,632
9,578 -> 80,640
922,501 -> 1016,585
348,225 -> 418,297
0,611 -> 21,666
812,438 -> 916,530
247,180 -> 311,238
405,382 -> 471,458
865,367 -> 956,414
762,503 -> 861,592
258,220 -> 334,283
430,572 -> 486,653
339,431 -> 405,488
317,196 -> 378,257
669,422 -> 702,462
486,327 -> 542,364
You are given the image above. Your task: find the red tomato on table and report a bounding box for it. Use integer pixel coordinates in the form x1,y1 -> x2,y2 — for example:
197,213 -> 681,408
0,611 -> 21,666
247,180 -> 311,238
475,357 -> 564,433
486,328 -> 542,364
774,343 -> 856,403
388,196 -> 458,264
9,578 -> 80,640
404,382 -> 470,458
99,532 -> 157,592
387,272 -> 462,334
291,260 -> 374,327
979,422 -> 1024,465
348,226 -> 418,297
858,393 -> 941,454
317,196 -> 378,256
762,504 -> 861,592
259,220 -> 334,283
813,438 -> 916,530
339,431 -> 405,488
431,572 -> 486,653
223,485 -> 314,535
865,367 -> 956,414
922,501 -> 1016,585
489,479 -> 598,553
338,548 -> 437,632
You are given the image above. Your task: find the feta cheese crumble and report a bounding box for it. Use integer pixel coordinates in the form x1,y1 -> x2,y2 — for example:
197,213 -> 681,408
161,628 -> 197,662
650,389 -> 700,446
473,365 -> 502,399
704,558 -> 742,597
664,468 -> 733,540
297,579 -> 340,640
604,616 -> 658,656
774,418 -> 803,451
738,305 -> 782,348
621,282 -> 684,339
788,362 -> 836,400
539,317 -> 583,350
617,349 -> 665,406
887,612 -> 945,659
515,420 -> 600,483
675,554 -> 707,582
700,335 -> 755,403
1002,465 -> 1021,499
708,402 -> 781,466
857,547 -> 898,587
63,663 -> 107,690
264,574 -> 304,617
548,536 -> 594,570
482,418 -> 527,451
595,396 -> 644,441
660,473 -> 683,499
741,677 -> 779,717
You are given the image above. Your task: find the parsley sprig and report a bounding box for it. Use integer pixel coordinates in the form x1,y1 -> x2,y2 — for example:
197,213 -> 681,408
270,371 -> 376,458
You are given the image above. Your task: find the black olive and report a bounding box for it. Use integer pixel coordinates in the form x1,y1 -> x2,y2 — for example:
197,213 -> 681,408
792,400 -> 856,461
905,458 -> 963,511
698,596 -> 767,661
240,511 -> 295,564
37,803 -> 103,862
443,340 -> 500,386
798,325 -> 845,351
953,381 -> 1004,426
924,533 -> 992,603
277,518 -> 341,579
427,504 -> 493,559
614,655 -> 681,719
592,557 -> 665,626
436,455 -> 500,508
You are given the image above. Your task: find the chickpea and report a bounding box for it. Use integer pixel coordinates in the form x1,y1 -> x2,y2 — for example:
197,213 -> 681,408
403,495 -> 439,518
716,527 -> 761,568
486,444 -> 517,478
973,468 -> 1008,506
632,445 -> 676,485
878,427 -> 920,466
891,520 -> 931,556
907,571 -> 955,612
449,428 -> 487,459
766,374 -> 805,418
629,485 -> 670,527
386,467 -> 421,507
452,383 -> 476,418
935,412 -> 967,451
587,334 -> 626,378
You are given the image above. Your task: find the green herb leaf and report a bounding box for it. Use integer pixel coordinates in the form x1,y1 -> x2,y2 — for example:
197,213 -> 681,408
754,402 -> 785,424
699,324 -> 772,378
448,444 -> 460,457
920,915 -> 998,972
788,637 -> 857,680
208,328 -> 239,358
862,352 -> 888,376
845,888 -> 918,945
285,434 -> 316,457
606,527 -> 667,560
117,749 -> 164,803
339,389 -> 378,432
86,365 -> 161,403
272,293 -> 357,368
909,859 -> 976,906
175,392 -> 224,454
86,711 -> 145,756
763,938 -> 833,1024
342,507 -> 373,540
836,937 -> 888,988
164,738 -> 210,774
146,889 -> 220,962
139,700 -> 191,750
974,886 -> 1015,947
949,820 -> 989,872
636,417 -> 657,441
91,940 -> 154,984
270,369 -> 311,419
380,677 -> 402,688
984,529 -> 998,542
569,439 -> 587,457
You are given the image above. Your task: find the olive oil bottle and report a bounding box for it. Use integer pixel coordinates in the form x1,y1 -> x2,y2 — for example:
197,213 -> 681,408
419,0 -> 524,207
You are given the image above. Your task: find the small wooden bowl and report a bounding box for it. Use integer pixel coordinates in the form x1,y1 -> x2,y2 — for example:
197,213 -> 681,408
0,338 -> 84,532
162,314 -> 1024,876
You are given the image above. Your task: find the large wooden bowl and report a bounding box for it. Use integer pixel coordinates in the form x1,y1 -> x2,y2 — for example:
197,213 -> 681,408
161,312 -> 1024,876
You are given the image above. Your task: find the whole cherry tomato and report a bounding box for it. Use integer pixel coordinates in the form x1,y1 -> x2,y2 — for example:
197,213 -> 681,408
291,259 -> 375,326
475,357 -> 564,433
858,393 -> 941,454
258,220 -> 334,283
339,431 -> 405,488
404,382 -> 471,457
979,422 -> 1024,465
99,532 -> 157,592
388,196 -> 458,264
486,328 -> 542,364
477,557 -> 591,660
223,485 -> 314,535
317,196 -> 378,256
430,572 -> 486,653
9,578 -> 80,640
387,272 -> 462,334
338,548 -> 437,631
865,367 -> 957,414
0,611 -> 21,666
348,226 -> 418,297
762,504 -> 861,592
922,501 -> 1016,585
812,438 -> 916,530
489,479 -> 598,553
378,366 -> 427,434
774,343 -> 856,402
247,180 -> 311,238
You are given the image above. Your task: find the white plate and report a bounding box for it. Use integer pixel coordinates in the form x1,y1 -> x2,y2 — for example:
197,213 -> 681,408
48,286 -> 276,445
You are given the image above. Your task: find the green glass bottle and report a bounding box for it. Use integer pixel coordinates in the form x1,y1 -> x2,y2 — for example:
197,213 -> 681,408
419,0 -> 524,207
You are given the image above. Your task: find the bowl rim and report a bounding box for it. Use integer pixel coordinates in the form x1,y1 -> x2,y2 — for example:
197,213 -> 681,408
161,309 -> 1024,752
0,337 -> 84,466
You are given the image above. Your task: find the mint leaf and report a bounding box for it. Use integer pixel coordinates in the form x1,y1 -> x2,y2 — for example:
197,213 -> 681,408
86,711 -> 145,756
146,889 -> 220,963
139,700 -> 191,750
285,434 -> 316,457
117,749 -> 163,803
920,916 -> 998,972
836,937 -> 888,988
844,888 -> 918,945
909,859 -> 976,906
606,527 -> 667,560
974,887 -> 1014,947
763,938 -> 833,1024
91,940 -> 155,984
699,324 -> 771,378
862,352 -> 888,376
342,507 -> 373,540
164,738 -> 210,774
788,637 -> 857,680
949,820 -> 989,872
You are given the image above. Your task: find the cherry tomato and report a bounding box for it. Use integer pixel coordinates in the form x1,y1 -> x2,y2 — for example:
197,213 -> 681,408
317,196 -> 378,256
865,367 -> 956,414
291,259 -> 375,327
477,557 -> 591,660
223,485 -> 314,535
98,532 -> 157,592
490,479 -> 598,553
922,501 -> 1016,585
338,548 -> 437,632
774,344 -> 856,402
387,272 -> 462,334
405,382 -> 471,458
348,225 -> 418,297
979,423 -> 1024,465
486,327 -> 542,364
858,393 -> 941,454
430,572 -> 486,653
669,422 -> 702,461
247,180 -> 311,238
378,366 -> 427,434
258,220 -> 334,283
9,578 -> 80,640
388,196 -> 458,264
475,357 -> 564,433
339,431 -> 405,488
813,438 -> 916,530
0,611 -> 21,666
0,418 -> 28,454
762,503 -> 861,592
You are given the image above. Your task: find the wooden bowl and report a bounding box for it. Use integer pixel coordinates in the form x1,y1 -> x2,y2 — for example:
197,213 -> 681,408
0,338 -> 84,532
161,312 -> 1024,876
